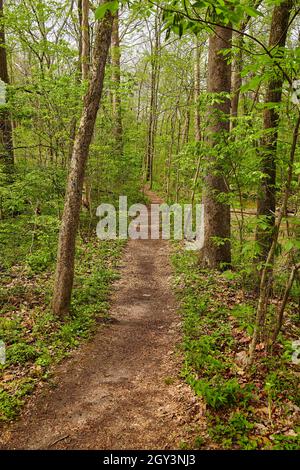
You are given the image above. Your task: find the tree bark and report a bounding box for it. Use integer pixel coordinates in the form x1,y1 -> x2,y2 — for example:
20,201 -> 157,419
0,0 -> 14,176
166,101 -> 179,202
145,9 -> 160,188
78,0 -> 83,63
181,89 -> 191,146
68,0 -> 84,164
194,37 -> 201,142
52,8 -> 114,317
256,1 -> 292,262
81,0 -> 90,80
111,9 -> 123,155
231,31 -> 244,126
200,26 -> 232,270
81,0 -> 92,212
191,39 -> 202,208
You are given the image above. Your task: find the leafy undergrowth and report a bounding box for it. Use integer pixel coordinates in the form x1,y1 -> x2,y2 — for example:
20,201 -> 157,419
172,248 -> 300,450
0,238 -> 125,422
0,169 -> 148,423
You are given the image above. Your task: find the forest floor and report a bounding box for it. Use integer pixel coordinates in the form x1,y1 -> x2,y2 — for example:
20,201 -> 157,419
0,190 -> 206,450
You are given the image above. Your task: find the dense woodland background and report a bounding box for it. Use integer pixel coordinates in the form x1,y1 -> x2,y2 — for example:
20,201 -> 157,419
0,0 -> 300,450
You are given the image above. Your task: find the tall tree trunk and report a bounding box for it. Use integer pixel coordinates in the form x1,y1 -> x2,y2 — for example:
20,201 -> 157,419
0,0 -> 14,176
181,89 -> 191,146
78,0 -> 83,62
200,26 -> 232,270
81,0 -> 90,80
111,9 -> 123,155
166,101 -> 179,202
231,31 -> 244,127
256,1 -> 292,262
145,9 -> 160,188
52,9 -> 114,317
81,0 -> 92,213
194,37 -> 201,142
68,0 -> 84,163
191,39 -> 202,208
231,1 -> 263,125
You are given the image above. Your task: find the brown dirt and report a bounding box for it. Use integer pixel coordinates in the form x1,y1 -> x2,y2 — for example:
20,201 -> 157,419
0,190 -> 205,450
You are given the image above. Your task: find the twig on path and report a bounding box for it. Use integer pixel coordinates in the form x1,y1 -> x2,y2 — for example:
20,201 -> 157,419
48,434 -> 70,448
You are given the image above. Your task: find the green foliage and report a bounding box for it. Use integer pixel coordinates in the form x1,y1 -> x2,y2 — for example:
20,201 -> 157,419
95,1 -> 119,20
0,391 -> 23,421
193,436 -> 205,449
161,0 -> 262,39
265,370 -> 300,406
6,343 -> 39,365
0,0 -> 299,448
230,304 -> 255,333
190,377 -> 253,409
172,246 -> 299,449
0,317 -> 23,343
0,378 -> 36,421
270,432 -> 300,450
0,232 -> 126,421
208,412 -> 255,448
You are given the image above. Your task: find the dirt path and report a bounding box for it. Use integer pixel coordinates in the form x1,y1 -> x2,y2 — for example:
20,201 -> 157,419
0,190 -> 204,450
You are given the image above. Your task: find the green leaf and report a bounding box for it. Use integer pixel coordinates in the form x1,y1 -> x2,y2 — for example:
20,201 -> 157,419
244,5 -> 262,18
95,0 -> 118,20
294,163 -> 300,175
240,75 -> 261,93
283,239 -> 300,252
191,1 -> 206,7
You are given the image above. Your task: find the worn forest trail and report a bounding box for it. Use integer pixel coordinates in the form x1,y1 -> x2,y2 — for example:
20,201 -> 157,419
0,190 -> 204,450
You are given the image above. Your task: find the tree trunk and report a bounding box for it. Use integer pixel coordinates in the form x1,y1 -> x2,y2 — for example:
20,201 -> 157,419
111,9 -> 123,155
81,0 -> 90,80
52,9 -> 114,317
194,37 -> 201,142
231,1 -> 263,124
231,31 -> 244,127
256,1 -> 292,262
68,0 -> 84,165
145,9 -> 160,188
200,26 -> 232,270
191,39 -> 202,208
78,0 -> 83,63
0,0 -> 14,176
166,103 -> 179,202
81,0 -> 92,213
181,89 -> 191,146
